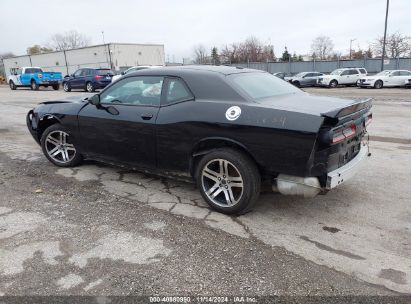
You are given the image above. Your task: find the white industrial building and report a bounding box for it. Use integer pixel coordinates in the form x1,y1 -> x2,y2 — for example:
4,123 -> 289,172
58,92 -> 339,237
2,43 -> 165,77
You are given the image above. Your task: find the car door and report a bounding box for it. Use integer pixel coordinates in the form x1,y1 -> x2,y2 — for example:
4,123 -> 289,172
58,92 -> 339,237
339,70 -> 350,84
349,69 -> 360,84
304,73 -> 318,86
399,71 -> 411,86
385,71 -> 400,86
155,77 -> 195,173
77,75 -> 164,169
70,69 -> 84,88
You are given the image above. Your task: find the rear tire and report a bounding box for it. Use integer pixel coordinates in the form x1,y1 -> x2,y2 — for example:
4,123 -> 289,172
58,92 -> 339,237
195,148 -> 261,215
31,80 -> 39,90
329,80 -> 338,88
40,123 -> 82,167
52,84 -> 60,90
9,80 -> 16,90
374,80 -> 383,89
86,82 -> 95,92
63,82 -> 71,92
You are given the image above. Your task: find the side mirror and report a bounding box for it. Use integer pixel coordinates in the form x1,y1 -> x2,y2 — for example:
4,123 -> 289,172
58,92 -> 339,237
121,71 -> 125,76
89,94 -> 100,106
70,74 -> 75,78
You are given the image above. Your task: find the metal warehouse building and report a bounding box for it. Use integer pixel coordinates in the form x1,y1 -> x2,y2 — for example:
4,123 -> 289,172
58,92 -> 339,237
2,43 -> 165,77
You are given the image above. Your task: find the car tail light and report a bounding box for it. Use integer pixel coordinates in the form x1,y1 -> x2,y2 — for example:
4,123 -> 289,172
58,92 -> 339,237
332,124 -> 356,144
364,113 -> 372,127
95,75 -> 103,80
38,74 -> 42,78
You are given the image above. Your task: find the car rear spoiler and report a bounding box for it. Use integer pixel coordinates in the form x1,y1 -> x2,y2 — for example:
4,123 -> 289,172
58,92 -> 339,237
321,98 -> 372,119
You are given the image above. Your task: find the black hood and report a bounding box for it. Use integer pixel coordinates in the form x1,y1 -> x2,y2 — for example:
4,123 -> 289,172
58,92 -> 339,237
41,94 -> 90,105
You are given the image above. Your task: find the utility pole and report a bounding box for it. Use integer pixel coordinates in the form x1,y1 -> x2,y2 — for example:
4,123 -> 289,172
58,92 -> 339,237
349,38 -> 356,60
381,0 -> 389,71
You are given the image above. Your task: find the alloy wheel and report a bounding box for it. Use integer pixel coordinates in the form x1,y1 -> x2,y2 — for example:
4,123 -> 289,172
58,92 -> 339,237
45,130 -> 76,163
201,158 -> 244,207
87,83 -> 93,92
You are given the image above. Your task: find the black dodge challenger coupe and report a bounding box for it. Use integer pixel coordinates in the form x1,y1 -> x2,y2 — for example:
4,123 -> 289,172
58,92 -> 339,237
27,66 -> 372,214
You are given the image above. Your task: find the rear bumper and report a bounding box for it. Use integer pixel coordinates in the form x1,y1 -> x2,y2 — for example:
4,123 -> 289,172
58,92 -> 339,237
40,80 -> 61,85
94,81 -> 111,89
326,142 -> 369,189
273,142 -> 370,197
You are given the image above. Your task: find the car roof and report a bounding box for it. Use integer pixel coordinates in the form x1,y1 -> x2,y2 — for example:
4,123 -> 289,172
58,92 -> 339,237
128,65 -> 264,77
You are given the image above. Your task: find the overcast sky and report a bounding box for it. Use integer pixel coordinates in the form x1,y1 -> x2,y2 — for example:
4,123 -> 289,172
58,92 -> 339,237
1,0 -> 410,61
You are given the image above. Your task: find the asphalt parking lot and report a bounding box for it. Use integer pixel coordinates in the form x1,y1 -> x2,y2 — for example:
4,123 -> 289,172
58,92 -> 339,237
0,85 -> 410,297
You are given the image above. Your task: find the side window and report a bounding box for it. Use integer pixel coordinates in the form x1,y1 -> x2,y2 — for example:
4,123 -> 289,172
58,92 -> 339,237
340,70 -> 349,76
359,68 -> 366,74
85,69 -> 92,76
350,69 -> 359,75
100,76 -> 163,106
26,68 -> 32,74
73,69 -> 83,77
391,71 -> 400,76
304,73 -> 313,77
400,71 -> 410,76
163,78 -> 194,105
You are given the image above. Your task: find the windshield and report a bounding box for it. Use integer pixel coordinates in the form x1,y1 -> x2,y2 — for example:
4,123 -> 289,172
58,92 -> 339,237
375,70 -> 392,76
230,72 -> 301,100
330,69 -> 343,75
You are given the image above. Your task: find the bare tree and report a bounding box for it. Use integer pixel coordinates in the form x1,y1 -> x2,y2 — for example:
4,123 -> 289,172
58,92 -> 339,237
372,32 -> 411,58
218,37 -> 275,63
193,44 -> 208,64
310,35 -> 334,60
48,30 -> 91,51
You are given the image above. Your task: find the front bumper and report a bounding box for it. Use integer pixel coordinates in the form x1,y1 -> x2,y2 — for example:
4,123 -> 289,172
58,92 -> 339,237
326,142 -> 369,189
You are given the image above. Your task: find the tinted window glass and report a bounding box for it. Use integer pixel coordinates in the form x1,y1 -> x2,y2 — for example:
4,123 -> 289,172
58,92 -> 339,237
400,71 -> 411,76
85,69 -> 93,76
340,70 -> 349,76
391,71 -> 400,76
73,70 -> 82,77
359,68 -> 366,74
305,73 -> 313,77
164,78 -> 193,105
100,76 -> 163,106
230,72 -> 300,99
350,69 -> 359,75
96,69 -> 114,76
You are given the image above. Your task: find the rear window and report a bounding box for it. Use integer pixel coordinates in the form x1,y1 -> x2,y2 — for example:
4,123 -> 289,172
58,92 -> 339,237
359,68 -> 367,74
26,68 -> 43,73
96,69 -> 114,76
230,72 -> 300,100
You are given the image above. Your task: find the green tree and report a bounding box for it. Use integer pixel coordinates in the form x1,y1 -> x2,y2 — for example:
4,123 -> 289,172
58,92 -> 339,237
211,47 -> 220,65
291,52 -> 298,61
297,55 -> 303,61
27,45 -> 53,55
281,46 -> 290,61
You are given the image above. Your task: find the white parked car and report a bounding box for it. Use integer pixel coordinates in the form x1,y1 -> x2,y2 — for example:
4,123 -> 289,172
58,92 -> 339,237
112,65 -> 162,82
358,70 -> 411,89
318,68 -> 367,88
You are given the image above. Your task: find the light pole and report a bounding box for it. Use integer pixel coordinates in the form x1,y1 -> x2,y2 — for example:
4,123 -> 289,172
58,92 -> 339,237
381,0 -> 390,71
349,38 -> 356,60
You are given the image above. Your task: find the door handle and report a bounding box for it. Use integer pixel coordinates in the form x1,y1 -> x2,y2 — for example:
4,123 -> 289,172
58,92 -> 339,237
141,113 -> 153,120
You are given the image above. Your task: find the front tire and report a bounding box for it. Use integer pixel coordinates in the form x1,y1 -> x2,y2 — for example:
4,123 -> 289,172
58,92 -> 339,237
9,80 -> 16,90
195,148 -> 261,215
292,80 -> 301,87
86,82 -> 95,92
374,80 -> 383,89
329,80 -> 338,88
31,80 -> 39,90
40,124 -> 82,167
63,82 -> 71,92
